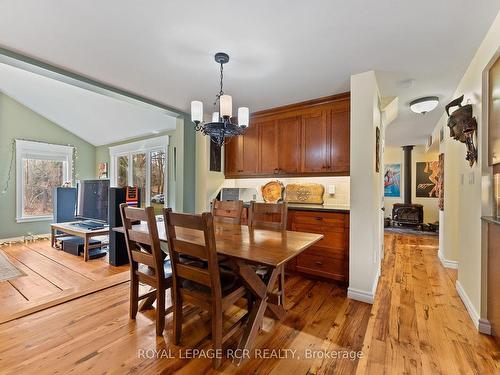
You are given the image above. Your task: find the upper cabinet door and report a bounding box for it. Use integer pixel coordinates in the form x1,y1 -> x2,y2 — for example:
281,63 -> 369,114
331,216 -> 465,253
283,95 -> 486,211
301,109 -> 328,173
277,116 -> 301,174
258,120 -> 279,174
241,124 -> 259,175
330,102 -> 350,173
224,135 -> 243,175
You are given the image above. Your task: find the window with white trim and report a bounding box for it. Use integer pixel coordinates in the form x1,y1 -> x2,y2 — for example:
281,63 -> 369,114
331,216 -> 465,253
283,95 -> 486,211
16,140 -> 73,223
109,136 -> 168,214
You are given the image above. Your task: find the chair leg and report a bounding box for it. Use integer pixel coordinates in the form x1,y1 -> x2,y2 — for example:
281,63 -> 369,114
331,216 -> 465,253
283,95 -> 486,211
279,265 -> 286,309
155,288 -> 166,336
211,305 -> 223,369
130,274 -> 139,319
173,287 -> 183,345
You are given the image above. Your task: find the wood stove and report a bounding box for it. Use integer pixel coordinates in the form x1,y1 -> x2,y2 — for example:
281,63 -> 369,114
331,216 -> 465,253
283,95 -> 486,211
391,145 -> 425,228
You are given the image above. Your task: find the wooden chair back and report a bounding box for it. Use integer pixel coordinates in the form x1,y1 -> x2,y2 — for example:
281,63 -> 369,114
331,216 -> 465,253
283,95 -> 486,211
211,199 -> 243,224
248,201 -> 288,231
119,204 -> 166,284
163,209 -> 222,301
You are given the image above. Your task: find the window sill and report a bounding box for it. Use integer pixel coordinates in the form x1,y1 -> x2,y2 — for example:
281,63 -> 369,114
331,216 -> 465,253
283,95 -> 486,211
16,216 -> 53,223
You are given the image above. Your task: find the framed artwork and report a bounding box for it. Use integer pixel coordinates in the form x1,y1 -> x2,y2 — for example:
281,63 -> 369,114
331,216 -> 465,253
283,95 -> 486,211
375,127 -> 380,173
209,139 -> 222,172
98,162 -> 108,179
384,164 -> 401,197
416,161 -> 439,198
438,153 -> 444,210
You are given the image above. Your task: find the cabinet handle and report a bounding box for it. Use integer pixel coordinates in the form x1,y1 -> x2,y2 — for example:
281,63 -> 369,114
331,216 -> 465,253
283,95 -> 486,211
315,261 -> 323,266
274,168 -> 279,173
315,216 -> 323,220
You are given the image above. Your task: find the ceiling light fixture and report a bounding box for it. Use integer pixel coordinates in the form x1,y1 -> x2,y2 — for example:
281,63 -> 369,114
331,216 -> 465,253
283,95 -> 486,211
190,52 -> 249,147
409,96 -> 439,114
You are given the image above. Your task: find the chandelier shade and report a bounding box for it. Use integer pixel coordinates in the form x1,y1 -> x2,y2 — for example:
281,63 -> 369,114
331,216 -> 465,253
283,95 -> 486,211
190,52 -> 249,147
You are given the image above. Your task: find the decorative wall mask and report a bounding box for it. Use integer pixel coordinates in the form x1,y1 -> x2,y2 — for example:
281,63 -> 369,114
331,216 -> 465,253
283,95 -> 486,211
445,95 -> 478,167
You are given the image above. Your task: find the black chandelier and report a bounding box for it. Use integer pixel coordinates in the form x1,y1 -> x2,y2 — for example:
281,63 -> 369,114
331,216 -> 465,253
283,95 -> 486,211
190,52 -> 249,147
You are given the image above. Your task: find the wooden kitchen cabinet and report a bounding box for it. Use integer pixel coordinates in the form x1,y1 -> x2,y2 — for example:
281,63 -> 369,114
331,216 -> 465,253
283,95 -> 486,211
277,116 -> 301,174
329,101 -> 350,173
301,109 -> 328,173
258,119 -> 279,174
224,92 -> 350,178
287,209 -> 349,282
224,122 -> 259,176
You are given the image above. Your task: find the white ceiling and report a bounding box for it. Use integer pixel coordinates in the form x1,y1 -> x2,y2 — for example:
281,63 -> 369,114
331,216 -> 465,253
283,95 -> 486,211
0,1 -> 498,146
0,63 -> 177,146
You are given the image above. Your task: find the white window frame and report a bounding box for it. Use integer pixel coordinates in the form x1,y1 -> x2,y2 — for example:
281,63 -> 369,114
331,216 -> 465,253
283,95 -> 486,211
109,136 -> 169,207
16,140 -> 73,223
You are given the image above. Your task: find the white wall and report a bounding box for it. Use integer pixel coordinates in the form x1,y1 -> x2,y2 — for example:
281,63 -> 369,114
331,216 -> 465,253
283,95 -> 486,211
348,70 -> 384,304
383,145 -> 440,223
430,11 -> 500,329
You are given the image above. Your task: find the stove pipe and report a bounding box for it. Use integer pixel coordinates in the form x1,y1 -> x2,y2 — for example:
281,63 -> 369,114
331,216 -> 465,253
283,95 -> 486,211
402,145 -> 414,205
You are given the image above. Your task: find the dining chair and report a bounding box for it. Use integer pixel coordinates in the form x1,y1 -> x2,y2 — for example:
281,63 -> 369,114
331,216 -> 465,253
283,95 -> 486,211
120,204 -> 173,336
248,201 -> 288,309
248,201 -> 288,231
163,208 -> 248,369
211,199 -> 243,224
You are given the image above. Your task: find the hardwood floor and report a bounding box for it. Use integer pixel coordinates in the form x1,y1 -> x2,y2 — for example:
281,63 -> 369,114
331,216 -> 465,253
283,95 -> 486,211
0,273 -> 371,374
0,240 -> 128,312
357,233 -> 500,374
0,234 -> 497,374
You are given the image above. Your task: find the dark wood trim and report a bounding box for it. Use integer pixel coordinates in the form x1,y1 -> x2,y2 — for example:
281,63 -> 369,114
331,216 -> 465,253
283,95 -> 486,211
251,92 -> 350,119
225,171 -> 350,179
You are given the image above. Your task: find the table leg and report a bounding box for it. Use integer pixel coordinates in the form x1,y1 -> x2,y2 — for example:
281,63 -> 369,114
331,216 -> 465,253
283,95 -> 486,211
83,236 -> 89,262
50,227 -> 56,248
234,262 -> 282,365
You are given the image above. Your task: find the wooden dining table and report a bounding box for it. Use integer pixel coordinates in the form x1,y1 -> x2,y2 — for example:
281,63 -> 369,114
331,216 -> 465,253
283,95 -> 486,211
114,219 -> 323,362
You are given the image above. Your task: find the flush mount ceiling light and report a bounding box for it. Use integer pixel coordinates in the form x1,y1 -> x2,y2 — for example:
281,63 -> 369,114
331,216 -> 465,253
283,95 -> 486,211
190,52 -> 249,147
409,96 -> 439,114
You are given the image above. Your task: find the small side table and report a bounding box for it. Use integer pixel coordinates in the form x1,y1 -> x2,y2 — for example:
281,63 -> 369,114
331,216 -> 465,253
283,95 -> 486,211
50,222 -> 109,261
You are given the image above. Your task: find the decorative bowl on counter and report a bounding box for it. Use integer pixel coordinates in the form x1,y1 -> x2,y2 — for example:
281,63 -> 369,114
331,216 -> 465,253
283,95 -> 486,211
261,180 -> 284,203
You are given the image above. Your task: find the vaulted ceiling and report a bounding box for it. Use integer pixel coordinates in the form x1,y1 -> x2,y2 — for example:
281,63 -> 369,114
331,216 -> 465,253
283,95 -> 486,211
0,1 -> 498,145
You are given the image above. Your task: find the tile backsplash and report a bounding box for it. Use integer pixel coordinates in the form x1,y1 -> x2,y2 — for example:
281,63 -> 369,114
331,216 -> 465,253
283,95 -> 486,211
222,176 -> 350,207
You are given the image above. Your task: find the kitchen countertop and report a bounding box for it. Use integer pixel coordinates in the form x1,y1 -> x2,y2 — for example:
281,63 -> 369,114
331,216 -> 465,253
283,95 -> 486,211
242,202 -> 350,213
482,216 -> 500,225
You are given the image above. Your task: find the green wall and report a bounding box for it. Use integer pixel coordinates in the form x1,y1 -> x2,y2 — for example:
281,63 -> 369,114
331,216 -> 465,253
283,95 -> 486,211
0,93 -> 96,238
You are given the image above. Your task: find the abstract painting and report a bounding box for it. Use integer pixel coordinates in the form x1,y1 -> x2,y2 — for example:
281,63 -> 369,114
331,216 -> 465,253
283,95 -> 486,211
416,161 -> 439,198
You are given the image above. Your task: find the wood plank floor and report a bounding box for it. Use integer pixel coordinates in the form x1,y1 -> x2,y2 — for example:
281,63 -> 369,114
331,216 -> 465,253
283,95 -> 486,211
357,233 -> 500,375
0,273 -> 371,374
0,240 -> 128,312
0,234 -> 498,374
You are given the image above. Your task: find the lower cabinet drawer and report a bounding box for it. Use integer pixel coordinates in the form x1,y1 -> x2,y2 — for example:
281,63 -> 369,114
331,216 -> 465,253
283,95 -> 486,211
296,252 -> 347,282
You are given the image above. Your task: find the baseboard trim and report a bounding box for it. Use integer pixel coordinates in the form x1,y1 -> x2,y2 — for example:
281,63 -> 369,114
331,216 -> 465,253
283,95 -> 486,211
347,288 -> 374,304
438,250 -> 459,269
348,270 -> 380,305
455,280 -> 491,334
478,318 -> 492,335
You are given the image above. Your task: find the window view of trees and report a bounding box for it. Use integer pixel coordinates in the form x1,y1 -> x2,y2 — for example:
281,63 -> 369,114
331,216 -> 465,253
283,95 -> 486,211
112,144 -> 167,214
23,159 -> 63,216
117,155 -> 128,187
132,153 -> 147,208
150,151 -> 165,214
